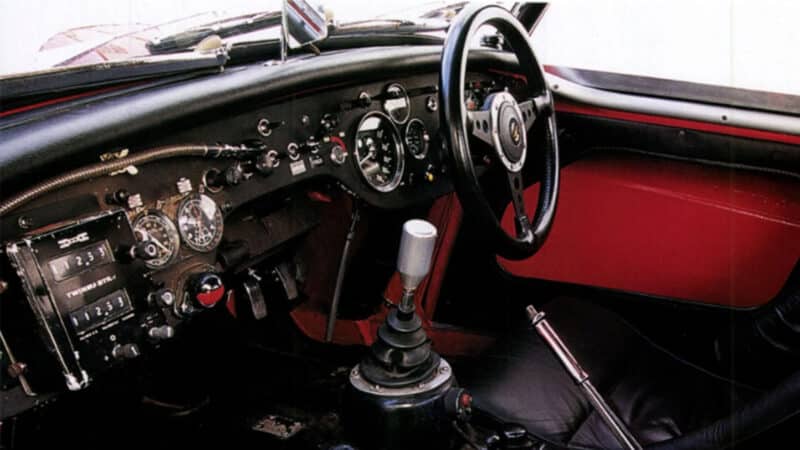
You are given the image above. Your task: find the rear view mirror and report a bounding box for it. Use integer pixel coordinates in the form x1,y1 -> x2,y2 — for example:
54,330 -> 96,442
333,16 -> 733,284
283,0 -> 328,49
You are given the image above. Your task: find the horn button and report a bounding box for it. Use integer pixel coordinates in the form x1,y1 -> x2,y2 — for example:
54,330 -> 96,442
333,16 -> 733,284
488,92 -> 527,172
499,103 -> 525,162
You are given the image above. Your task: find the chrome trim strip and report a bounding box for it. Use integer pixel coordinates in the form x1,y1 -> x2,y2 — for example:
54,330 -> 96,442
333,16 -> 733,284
546,74 -> 800,136
350,359 -> 453,397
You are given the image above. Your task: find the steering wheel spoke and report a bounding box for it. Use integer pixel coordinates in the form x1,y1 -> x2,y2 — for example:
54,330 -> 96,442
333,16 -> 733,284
468,109 -> 494,146
506,170 -> 533,241
519,92 -> 552,131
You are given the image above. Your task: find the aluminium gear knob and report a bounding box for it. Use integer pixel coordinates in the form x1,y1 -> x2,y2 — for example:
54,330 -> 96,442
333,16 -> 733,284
397,219 -> 438,291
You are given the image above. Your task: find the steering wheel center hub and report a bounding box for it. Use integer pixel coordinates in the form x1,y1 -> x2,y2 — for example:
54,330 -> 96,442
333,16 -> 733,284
488,92 -> 527,172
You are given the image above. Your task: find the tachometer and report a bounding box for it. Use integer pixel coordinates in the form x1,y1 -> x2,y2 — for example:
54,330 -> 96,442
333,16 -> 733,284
405,119 -> 430,160
177,194 -> 224,252
354,111 -> 405,192
133,211 -> 180,269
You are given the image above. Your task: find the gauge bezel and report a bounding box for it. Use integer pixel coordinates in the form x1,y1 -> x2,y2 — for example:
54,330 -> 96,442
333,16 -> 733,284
404,118 -> 430,160
176,193 -> 224,253
133,210 -> 180,269
354,111 -> 406,193
382,83 -> 411,124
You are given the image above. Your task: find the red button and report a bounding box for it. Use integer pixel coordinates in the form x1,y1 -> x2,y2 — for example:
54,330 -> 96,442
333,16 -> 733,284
196,286 -> 225,308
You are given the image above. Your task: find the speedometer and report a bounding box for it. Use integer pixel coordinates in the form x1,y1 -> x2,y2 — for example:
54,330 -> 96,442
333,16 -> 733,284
133,212 -> 180,269
177,194 -> 224,252
354,111 -> 405,192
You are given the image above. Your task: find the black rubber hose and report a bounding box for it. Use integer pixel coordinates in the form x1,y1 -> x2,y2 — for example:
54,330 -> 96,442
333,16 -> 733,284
647,368 -> 800,450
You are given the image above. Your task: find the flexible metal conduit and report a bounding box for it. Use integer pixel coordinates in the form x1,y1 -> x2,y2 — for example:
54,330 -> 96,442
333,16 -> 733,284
0,144 -> 258,217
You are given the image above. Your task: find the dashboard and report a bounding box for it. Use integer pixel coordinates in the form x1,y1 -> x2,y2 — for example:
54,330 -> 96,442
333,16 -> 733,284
0,47 -> 526,416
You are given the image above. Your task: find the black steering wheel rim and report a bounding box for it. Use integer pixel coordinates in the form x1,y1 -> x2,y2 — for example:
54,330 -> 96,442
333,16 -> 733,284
439,3 -> 560,260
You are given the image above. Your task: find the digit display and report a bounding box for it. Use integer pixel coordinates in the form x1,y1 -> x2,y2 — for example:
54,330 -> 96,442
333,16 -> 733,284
48,241 -> 114,282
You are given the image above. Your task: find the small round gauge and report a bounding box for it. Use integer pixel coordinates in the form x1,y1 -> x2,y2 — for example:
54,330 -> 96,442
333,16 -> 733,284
405,119 -> 430,160
177,194 -> 224,252
354,111 -> 405,192
383,83 -> 410,124
133,212 -> 180,269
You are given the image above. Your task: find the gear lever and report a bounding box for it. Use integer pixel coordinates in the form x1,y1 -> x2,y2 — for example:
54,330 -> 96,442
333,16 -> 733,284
357,219 -> 442,386
347,220 -> 457,450
397,219 -> 437,312
526,305 -> 643,450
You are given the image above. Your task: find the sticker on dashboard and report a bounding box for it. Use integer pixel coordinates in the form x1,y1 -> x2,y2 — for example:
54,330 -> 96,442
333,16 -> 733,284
290,160 -> 307,176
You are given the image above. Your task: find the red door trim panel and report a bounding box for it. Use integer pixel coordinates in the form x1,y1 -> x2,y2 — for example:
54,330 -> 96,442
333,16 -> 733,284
499,153 -> 800,309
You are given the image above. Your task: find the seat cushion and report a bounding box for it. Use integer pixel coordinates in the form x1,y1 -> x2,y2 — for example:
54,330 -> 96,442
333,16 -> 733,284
459,297 -> 757,448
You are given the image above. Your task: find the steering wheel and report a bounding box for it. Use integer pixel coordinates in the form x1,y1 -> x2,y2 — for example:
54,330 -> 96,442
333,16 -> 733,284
439,4 -> 560,260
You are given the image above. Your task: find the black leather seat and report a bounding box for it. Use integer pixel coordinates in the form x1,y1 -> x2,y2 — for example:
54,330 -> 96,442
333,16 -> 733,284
459,297 -> 757,449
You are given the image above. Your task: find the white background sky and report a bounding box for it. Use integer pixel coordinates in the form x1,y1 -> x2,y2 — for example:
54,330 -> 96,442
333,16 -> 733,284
1,0 -> 799,95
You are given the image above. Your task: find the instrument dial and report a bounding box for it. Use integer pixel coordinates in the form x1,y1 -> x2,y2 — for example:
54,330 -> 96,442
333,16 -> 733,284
355,111 -> 405,192
133,212 -> 180,269
405,119 -> 430,160
383,83 -> 410,124
177,194 -> 224,252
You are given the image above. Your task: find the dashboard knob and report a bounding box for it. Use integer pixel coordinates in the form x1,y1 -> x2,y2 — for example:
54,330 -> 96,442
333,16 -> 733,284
205,163 -> 245,189
148,325 -> 175,340
129,241 -> 159,261
149,288 -> 175,307
188,272 -> 225,308
255,150 -> 279,174
105,189 -> 130,206
320,113 -> 339,132
330,145 -> 347,165
303,138 -> 321,154
224,162 -> 245,186
286,142 -> 301,161
112,343 -> 141,360
357,91 -> 372,108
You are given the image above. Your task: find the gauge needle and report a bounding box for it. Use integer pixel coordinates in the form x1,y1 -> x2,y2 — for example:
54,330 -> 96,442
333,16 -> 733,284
139,230 -> 169,253
193,206 -> 207,238
149,236 -> 170,253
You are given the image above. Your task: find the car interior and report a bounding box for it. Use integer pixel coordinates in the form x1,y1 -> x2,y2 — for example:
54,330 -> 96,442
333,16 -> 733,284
1,2 -> 799,449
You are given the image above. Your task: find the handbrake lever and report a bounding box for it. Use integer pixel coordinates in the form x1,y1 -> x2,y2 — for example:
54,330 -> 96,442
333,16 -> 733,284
525,305 -> 643,450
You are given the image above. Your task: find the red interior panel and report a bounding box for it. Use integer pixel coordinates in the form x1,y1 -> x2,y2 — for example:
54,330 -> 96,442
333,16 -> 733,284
290,193 -> 494,354
499,153 -> 800,308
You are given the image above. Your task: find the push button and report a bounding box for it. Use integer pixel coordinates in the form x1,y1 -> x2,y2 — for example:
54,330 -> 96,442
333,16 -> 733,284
189,272 -> 225,308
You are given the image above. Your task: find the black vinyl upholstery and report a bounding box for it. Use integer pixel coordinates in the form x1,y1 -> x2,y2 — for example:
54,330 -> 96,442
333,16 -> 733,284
460,297 -> 756,449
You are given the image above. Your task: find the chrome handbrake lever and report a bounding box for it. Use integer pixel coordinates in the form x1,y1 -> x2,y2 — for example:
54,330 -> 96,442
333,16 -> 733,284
525,305 -> 643,450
